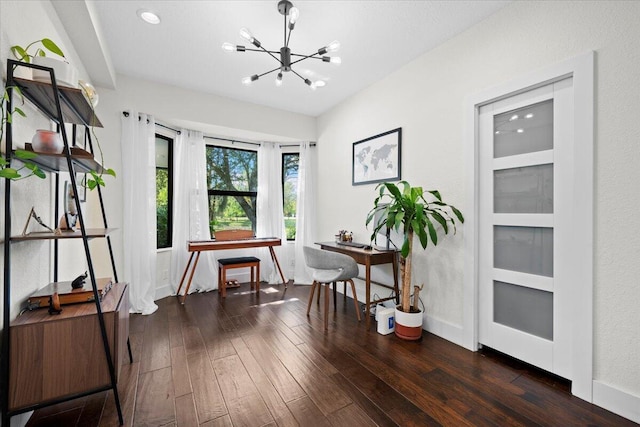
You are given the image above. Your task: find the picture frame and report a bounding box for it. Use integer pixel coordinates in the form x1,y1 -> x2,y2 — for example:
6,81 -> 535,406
352,127 -> 402,185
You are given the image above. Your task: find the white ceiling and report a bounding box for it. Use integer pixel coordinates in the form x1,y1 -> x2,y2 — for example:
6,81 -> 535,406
55,1 -> 511,117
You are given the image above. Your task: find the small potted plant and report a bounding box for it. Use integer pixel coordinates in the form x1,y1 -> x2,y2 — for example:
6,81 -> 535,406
367,181 -> 464,340
11,38 -> 77,87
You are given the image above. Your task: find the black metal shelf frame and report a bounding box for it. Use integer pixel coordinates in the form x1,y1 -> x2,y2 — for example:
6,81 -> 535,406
1,60 -> 123,426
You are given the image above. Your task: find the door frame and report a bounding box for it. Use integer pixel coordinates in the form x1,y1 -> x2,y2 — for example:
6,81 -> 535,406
462,51 -> 594,401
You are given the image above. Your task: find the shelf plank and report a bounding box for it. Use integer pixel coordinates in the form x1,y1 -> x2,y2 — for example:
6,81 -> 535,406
13,77 -> 103,127
18,143 -> 104,174
11,228 -> 116,242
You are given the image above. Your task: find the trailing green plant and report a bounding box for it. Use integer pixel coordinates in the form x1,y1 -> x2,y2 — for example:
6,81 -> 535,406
1,85 -> 45,180
10,38 -> 65,63
366,181 -> 464,313
79,83 -> 116,190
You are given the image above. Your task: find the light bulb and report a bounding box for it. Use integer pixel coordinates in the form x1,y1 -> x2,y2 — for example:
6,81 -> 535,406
326,40 -> 340,52
240,28 -> 253,42
330,56 -> 341,64
276,72 -> 283,87
222,42 -> 235,52
242,75 -> 259,86
289,7 -> 299,23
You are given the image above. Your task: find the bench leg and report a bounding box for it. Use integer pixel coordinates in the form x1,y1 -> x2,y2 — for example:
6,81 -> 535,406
256,263 -> 260,293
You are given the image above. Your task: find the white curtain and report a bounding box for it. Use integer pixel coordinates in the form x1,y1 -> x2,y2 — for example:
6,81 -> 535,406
170,129 -> 218,294
294,142 -> 317,284
121,112 -> 158,315
256,142 -> 286,283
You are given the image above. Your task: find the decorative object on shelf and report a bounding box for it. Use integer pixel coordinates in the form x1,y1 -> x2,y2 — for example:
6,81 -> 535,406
71,271 -> 87,289
353,128 -> 402,186
366,181 -> 464,340
78,80 -> 99,107
47,293 -> 63,315
21,207 -> 55,235
58,181 -> 78,231
10,38 -> 76,88
222,0 -> 340,89
31,129 -> 63,154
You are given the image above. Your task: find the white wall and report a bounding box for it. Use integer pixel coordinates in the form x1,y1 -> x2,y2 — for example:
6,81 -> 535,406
95,74 -> 315,299
316,0 -> 640,418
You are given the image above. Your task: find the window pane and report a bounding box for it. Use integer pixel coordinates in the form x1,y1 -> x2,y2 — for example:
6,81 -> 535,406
494,281 -> 553,340
206,145 -> 258,233
156,168 -> 170,247
494,99 -> 553,158
283,153 -> 299,240
208,195 -> 256,233
206,146 -> 257,192
494,164 -> 553,213
494,226 -> 553,277
155,135 -> 172,249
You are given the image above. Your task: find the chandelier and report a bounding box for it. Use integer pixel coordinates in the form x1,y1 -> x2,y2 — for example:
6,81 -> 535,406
222,0 -> 341,90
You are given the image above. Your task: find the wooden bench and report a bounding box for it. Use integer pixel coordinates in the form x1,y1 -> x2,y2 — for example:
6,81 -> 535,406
217,256 -> 260,297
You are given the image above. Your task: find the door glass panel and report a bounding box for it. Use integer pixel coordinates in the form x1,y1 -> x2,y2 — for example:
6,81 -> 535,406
494,281 -> 553,340
494,164 -> 553,213
494,100 -> 553,158
494,226 -> 553,277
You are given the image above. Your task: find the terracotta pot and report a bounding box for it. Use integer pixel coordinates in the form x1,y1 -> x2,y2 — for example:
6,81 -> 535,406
394,306 -> 423,341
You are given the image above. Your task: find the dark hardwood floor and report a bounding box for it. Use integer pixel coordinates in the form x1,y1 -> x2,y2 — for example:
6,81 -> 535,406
25,282 -> 636,427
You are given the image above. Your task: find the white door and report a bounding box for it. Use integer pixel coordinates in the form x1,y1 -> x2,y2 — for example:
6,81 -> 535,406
478,79 -> 574,379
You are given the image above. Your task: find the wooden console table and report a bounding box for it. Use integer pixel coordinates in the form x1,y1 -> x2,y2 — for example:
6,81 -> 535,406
177,237 -> 286,303
317,242 -> 399,327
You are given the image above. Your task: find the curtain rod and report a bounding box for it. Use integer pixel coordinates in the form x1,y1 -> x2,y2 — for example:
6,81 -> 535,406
122,111 -> 315,148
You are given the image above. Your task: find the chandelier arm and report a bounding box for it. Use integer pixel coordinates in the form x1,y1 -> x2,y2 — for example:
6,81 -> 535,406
257,65 -> 283,79
257,45 -> 283,65
244,48 -> 281,55
289,68 -> 308,82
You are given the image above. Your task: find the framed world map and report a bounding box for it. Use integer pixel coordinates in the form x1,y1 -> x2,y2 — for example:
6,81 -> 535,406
352,127 -> 402,185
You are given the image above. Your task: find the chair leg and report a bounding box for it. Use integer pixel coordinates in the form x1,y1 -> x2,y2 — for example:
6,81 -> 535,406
317,281 -> 321,304
306,281 -> 317,315
333,281 -> 337,311
347,279 -> 361,321
324,283 -> 330,331
343,281 -> 347,301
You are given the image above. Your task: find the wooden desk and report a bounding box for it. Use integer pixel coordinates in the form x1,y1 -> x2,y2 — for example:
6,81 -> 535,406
177,237 -> 286,303
317,242 -> 399,327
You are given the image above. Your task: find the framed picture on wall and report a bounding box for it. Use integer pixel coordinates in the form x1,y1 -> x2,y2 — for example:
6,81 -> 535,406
352,127 -> 402,185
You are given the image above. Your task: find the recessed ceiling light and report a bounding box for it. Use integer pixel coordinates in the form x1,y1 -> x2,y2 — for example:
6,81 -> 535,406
525,113 -> 534,119
509,114 -> 519,121
137,9 -> 161,25
517,128 -> 524,133
315,81 -> 326,88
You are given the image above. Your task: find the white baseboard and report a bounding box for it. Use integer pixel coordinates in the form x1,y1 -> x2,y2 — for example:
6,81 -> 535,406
593,380 -> 640,423
423,314 -> 466,348
155,283 -> 173,300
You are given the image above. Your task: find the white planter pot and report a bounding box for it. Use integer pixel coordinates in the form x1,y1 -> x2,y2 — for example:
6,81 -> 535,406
32,56 -> 78,88
394,306 -> 423,341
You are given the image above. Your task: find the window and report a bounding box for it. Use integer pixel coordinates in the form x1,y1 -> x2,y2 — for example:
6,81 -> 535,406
282,153 -> 299,240
155,134 -> 173,249
206,145 -> 258,233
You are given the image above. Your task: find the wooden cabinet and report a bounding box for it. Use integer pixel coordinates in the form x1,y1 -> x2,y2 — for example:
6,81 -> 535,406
8,284 -> 129,412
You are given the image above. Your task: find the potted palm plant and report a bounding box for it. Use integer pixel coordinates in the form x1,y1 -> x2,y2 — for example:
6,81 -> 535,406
367,181 -> 464,340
